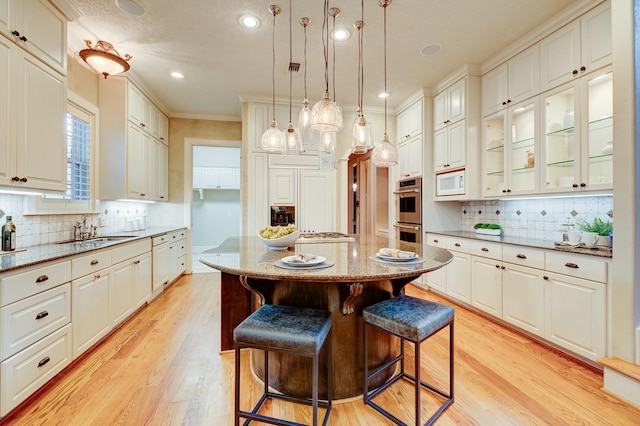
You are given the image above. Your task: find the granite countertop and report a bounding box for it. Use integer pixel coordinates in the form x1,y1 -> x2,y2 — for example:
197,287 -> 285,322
0,227 -> 185,273
425,230 -> 613,259
199,234 -> 453,281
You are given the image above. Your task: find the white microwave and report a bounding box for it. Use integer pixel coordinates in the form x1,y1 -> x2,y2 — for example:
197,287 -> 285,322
436,169 -> 465,196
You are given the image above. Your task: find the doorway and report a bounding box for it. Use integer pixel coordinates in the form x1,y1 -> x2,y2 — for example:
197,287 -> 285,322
348,150 -> 389,236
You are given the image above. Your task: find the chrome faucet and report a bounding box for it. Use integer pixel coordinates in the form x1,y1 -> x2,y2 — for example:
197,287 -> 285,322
74,216 -> 97,241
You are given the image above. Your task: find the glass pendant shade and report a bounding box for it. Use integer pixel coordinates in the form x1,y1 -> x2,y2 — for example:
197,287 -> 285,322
319,132 -> 337,170
261,119 -> 285,152
351,113 -> 373,154
283,122 -> 303,154
372,134 -> 398,167
298,98 -> 311,149
310,91 -> 343,132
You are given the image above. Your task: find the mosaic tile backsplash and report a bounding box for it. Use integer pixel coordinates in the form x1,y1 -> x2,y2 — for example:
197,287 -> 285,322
461,195 -> 613,241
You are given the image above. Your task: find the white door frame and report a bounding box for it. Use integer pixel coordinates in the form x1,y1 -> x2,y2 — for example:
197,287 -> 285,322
183,138 -> 242,273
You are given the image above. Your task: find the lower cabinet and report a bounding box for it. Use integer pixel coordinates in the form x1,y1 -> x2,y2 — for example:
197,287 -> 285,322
152,229 -> 186,295
111,252 -> 151,326
502,262 -> 545,337
133,254 -> 152,309
446,251 -> 471,303
471,256 -> 503,317
72,271 -> 111,358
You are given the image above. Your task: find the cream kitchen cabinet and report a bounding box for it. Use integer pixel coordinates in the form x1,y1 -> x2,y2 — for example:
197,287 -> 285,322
540,67 -> 612,193
481,44 -> 539,116
424,234 -> 448,293
167,229 -> 186,284
539,1 -> 611,92
445,237 -> 471,303
99,78 -> 169,201
0,0 -> 67,75
397,134 -> 422,179
434,120 -> 465,173
470,240 -> 503,317
193,167 -> 240,190
298,170 -> 335,232
434,79 -> 465,131
111,252 -> 151,326
0,37 -> 66,192
269,168 -> 296,206
152,234 -> 171,293
397,98 -> 423,139
72,267 -> 111,358
132,253 -> 152,309
483,99 -> 538,197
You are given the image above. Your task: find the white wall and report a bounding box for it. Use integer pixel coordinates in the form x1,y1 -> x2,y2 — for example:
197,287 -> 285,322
191,189 -> 240,248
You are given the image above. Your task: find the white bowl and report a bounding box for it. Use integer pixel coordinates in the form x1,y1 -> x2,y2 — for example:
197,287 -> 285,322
257,230 -> 300,250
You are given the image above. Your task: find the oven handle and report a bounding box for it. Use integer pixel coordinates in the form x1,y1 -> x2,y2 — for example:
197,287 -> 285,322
394,223 -> 421,230
393,189 -> 421,195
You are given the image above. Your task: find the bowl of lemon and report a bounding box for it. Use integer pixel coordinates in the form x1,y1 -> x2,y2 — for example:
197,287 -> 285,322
258,225 -> 300,250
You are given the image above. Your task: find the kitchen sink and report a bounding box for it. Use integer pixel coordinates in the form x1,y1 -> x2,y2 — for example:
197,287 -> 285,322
57,235 -> 139,244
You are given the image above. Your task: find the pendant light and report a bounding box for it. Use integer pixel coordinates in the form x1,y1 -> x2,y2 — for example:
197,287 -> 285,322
351,0 -> 373,154
283,0 -> 302,154
309,0 -> 343,133
298,17 -> 311,150
319,132 -> 337,170
260,5 -> 286,153
372,0 -> 398,167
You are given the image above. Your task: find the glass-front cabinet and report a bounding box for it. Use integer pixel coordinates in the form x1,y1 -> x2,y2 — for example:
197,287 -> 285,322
541,67 -> 612,193
483,100 -> 538,197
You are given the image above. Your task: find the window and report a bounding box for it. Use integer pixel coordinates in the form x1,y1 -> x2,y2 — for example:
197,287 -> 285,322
27,92 -> 98,213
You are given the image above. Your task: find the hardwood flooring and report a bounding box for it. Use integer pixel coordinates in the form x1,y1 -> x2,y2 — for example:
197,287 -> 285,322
3,273 -> 640,425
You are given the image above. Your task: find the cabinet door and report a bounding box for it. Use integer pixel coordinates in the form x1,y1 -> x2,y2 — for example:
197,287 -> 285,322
248,103 -> 270,152
433,128 -> 447,172
14,0 -> 66,75
72,272 -> 111,358
433,91 -> 447,131
133,254 -> 152,309
127,83 -> 143,125
483,111 -> 506,196
502,263 -> 544,336
140,96 -> 152,132
218,168 -> 235,188
508,100 -> 537,194
111,261 -> 134,326
152,243 -> 171,292
0,36 -> 12,187
397,140 -> 410,179
447,80 -> 465,124
471,256 -> 502,317
157,112 -> 169,144
406,99 -> 423,136
447,120 -> 466,170
580,1 -> 612,74
544,271 -> 605,360
126,123 -> 145,198
508,44 -> 539,105
426,265 -> 447,293
397,107 -> 410,138
298,170 -> 335,231
15,51 -> 66,192
446,251 -> 471,303
539,20 -> 581,92
406,135 -> 423,178
156,142 -> 168,200
269,168 -> 296,205
482,63 -> 508,116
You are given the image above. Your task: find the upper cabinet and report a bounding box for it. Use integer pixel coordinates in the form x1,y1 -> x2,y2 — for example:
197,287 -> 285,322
396,98 -> 423,179
397,98 -> 423,139
193,167 -> 240,190
434,79 -> 465,131
482,45 -> 539,116
99,78 -> 169,201
539,1 -> 611,92
0,0 -> 67,75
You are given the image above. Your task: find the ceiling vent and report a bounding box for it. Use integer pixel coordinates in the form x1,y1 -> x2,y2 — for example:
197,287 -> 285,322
288,62 -> 301,73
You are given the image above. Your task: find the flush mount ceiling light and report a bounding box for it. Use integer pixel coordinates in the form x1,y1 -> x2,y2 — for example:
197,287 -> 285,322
115,0 -> 146,16
332,28 -> 350,41
239,14 -> 260,29
372,0 -> 398,168
79,40 -> 132,79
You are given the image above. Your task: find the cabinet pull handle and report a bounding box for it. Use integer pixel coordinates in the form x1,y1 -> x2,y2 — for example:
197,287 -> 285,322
36,275 -> 49,283
90,260 -> 99,265
20,177 -> 27,182
140,193 -> 146,197
38,356 -> 51,368
454,243 -> 461,247
11,30 -> 20,37
11,176 -> 20,181
543,275 -> 549,280
565,262 -> 579,269
516,254 -> 527,259
35,311 -> 49,320
481,247 -> 489,252
133,260 -> 140,264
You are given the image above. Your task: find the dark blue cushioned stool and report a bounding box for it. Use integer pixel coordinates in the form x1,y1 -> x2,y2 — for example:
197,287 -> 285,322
234,304 -> 332,426
363,295 -> 454,426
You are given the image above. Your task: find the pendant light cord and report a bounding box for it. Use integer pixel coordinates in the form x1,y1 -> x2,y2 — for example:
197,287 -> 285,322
271,9 -> 276,121
288,0 -> 292,123
331,10 -> 336,102
383,3 -> 388,137
303,20 -> 308,100
358,0 -> 364,111
322,0 -> 329,93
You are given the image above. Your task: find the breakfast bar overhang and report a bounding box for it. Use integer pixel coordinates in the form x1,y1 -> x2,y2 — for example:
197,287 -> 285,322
199,235 -> 452,399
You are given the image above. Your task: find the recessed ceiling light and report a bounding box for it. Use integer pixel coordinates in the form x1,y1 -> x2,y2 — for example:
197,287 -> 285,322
239,14 -> 260,29
115,0 -> 146,16
332,29 -> 350,41
420,43 -> 441,56
378,92 -> 389,99
170,72 -> 184,79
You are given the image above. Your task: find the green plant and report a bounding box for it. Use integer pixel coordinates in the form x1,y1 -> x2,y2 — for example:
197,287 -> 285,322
577,218 -> 613,236
473,223 -> 501,230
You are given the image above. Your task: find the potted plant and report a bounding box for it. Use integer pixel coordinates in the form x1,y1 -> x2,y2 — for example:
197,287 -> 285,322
577,218 -> 612,247
473,223 -> 502,236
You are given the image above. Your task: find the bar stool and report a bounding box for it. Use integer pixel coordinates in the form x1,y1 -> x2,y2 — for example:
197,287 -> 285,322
363,295 -> 454,426
234,304 -> 332,426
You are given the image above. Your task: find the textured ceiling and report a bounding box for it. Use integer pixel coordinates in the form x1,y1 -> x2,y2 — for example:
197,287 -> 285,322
66,0 -> 577,120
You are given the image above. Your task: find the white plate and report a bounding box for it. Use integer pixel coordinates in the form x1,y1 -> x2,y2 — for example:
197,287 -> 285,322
281,254 -> 327,267
376,253 -> 417,262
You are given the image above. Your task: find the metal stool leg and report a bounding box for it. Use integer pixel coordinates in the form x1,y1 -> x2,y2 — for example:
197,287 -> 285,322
415,340 -> 421,426
235,345 -> 241,426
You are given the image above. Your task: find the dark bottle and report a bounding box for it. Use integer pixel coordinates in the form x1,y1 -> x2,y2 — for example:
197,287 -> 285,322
2,216 -> 16,251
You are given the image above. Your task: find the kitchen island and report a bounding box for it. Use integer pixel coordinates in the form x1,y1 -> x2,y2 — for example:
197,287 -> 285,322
199,234 -> 452,399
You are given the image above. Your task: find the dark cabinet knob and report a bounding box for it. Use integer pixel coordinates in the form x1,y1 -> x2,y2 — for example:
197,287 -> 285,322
495,264 -> 500,269
507,189 -> 512,193
502,189 -> 507,193
11,30 -> 20,37
572,69 -> 579,75
11,176 -> 19,182
572,183 -> 578,188
20,177 -> 27,182
580,183 -> 586,187
543,276 -> 549,280
580,66 -> 586,72
502,101 -> 507,106
19,35 -> 27,42
507,99 -> 512,104
501,266 -> 506,270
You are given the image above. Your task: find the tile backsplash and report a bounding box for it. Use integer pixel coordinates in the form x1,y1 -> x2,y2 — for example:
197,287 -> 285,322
0,195 -> 151,248
461,195 -> 613,240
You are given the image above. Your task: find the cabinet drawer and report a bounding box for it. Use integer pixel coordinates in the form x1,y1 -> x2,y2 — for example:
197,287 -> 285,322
1,261 -> 71,306
425,234 -> 447,248
503,246 -> 545,270
170,241 -> 186,258
1,324 -> 72,417
152,234 -> 170,246
1,284 -> 71,360
71,250 -> 112,280
168,229 -> 186,242
447,237 -> 470,253
469,240 -> 502,260
111,238 -> 151,265
545,252 -> 607,283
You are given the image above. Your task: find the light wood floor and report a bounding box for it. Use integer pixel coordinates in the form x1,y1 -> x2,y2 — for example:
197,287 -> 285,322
4,273 -> 640,425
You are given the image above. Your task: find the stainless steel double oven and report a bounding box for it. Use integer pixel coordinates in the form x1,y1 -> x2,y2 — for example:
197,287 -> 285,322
394,177 -> 422,244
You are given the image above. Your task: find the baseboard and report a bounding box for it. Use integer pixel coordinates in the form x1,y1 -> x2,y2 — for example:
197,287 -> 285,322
599,357 -> 640,408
